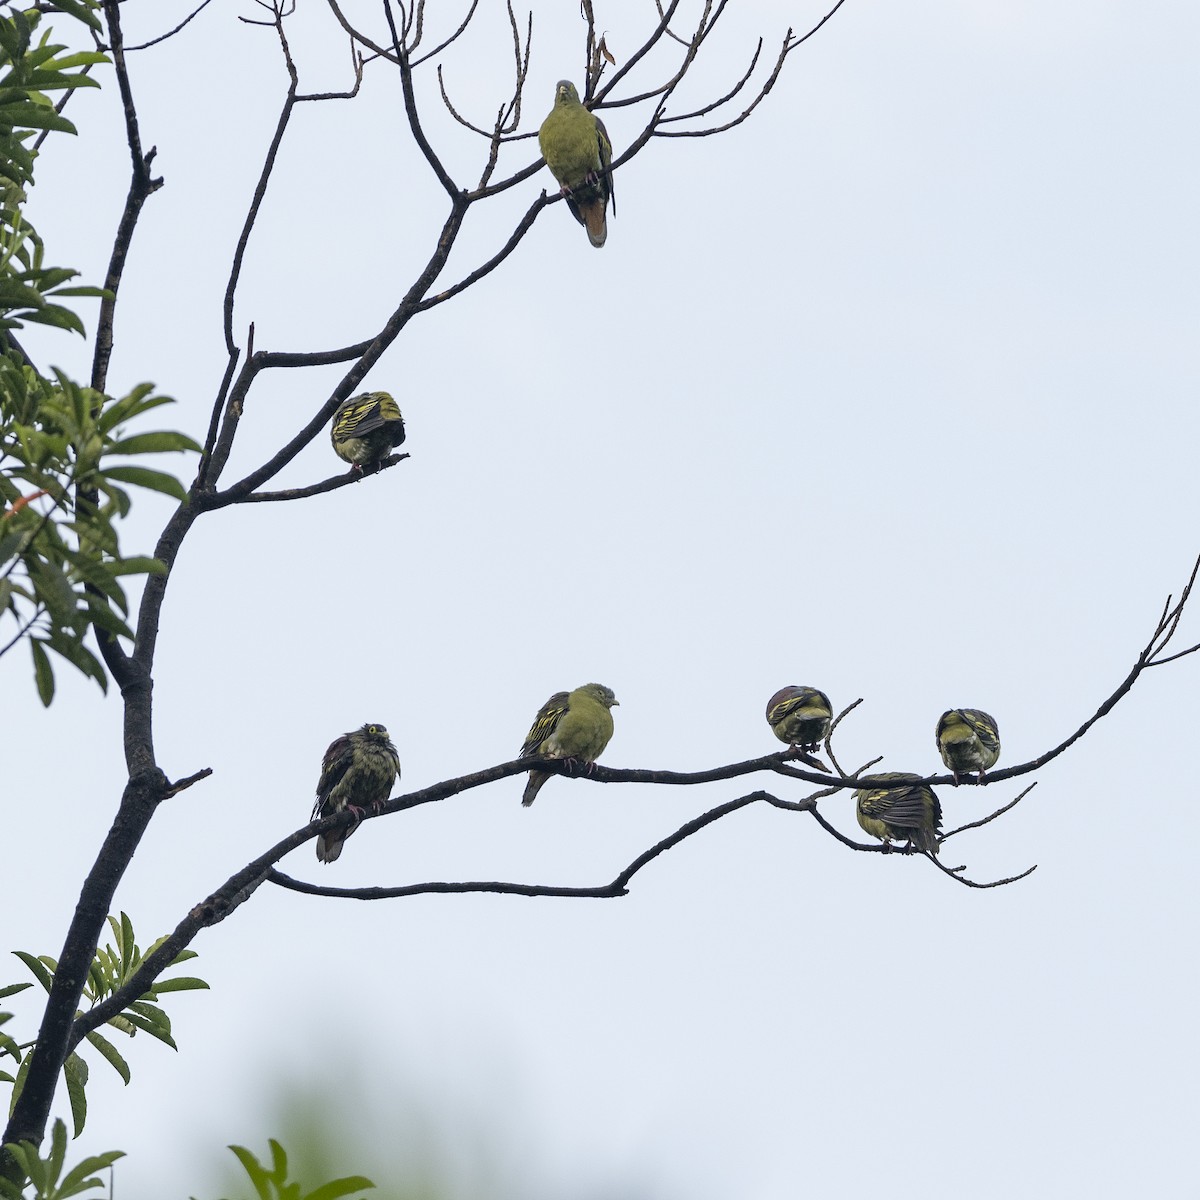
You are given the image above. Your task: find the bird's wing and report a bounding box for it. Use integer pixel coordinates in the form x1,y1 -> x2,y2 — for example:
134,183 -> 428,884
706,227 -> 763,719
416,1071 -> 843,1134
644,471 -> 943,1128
520,692 -> 571,757
595,114 -> 615,215
963,709 -> 1000,753
334,394 -> 398,440
313,734 -> 352,818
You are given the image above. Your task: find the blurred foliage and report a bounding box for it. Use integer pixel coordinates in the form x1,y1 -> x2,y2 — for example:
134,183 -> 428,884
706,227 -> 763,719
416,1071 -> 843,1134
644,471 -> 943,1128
208,1140 -> 374,1200
4,913 -> 208,1137
0,0 -> 201,702
193,1073 -> 677,1200
0,1119 -> 121,1200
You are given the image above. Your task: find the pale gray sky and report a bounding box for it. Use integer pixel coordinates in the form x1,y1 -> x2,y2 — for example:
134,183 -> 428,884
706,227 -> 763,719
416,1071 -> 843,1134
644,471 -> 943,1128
4,1 -> 1199,1197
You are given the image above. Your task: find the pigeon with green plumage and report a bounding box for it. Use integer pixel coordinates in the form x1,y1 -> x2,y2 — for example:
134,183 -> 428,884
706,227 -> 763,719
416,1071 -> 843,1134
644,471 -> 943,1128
330,391 -> 406,470
853,772 -> 942,854
519,682 -> 619,806
538,80 -> 615,248
766,685 -> 833,753
312,722 -> 400,863
936,708 -> 1001,784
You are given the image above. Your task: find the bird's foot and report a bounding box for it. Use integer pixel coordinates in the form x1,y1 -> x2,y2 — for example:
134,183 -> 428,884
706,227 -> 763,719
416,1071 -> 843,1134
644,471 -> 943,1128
976,769 -> 987,784
346,803 -> 367,825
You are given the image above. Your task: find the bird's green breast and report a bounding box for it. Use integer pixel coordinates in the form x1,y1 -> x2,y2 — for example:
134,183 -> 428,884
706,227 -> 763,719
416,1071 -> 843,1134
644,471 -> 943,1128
539,106 -> 602,190
547,694 -> 614,761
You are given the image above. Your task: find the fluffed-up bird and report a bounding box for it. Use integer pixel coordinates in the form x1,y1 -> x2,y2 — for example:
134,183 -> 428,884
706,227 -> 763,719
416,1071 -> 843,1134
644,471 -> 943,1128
312,722 -> 400,863
519,682 -> 618,806
538,80 -> 615,248
330,391 -> 406,470
854,772 -> 942,855
766,685 -> 833,753
936,708 -> 1001,784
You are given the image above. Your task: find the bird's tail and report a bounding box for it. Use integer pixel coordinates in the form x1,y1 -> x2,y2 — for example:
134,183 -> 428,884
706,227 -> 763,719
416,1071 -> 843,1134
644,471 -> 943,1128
316,829 -> 344,863
522,770 -> 549,807
580,199 -> 607,248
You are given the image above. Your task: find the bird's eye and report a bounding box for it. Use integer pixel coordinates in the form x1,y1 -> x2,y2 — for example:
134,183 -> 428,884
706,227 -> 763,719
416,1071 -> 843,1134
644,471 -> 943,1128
368,725 -> 379,734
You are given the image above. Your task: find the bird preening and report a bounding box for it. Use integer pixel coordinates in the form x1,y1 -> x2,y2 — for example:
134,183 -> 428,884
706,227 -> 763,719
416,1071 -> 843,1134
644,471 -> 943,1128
519,682 -> 619,806
936,708 -> 1001,784
853,772 -> 943,855
330,391 -> 406,471
312,723 -> 400,863
538,80 -> 615,248
766,685 -> 833,753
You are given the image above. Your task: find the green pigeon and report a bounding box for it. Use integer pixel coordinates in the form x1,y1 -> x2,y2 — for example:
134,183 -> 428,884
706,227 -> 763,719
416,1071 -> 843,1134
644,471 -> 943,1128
936,708 -> 1001,784
519,682 -> 619,806
538,80 -> 615,248
853,772 -> 942,855
330,391 -> 406,470
312,722 -> 400,863
766,685 -> 833,753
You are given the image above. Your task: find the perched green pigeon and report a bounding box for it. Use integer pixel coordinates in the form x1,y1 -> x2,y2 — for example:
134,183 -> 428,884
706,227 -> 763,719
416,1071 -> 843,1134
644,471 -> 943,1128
538,80 -> 615,248
330,391 -> 406,470
766,685 -> 833,753
853,772 -> 942,855
936,708 -> 1001,784
312,722 -> 400,863
519,682 -> 619,806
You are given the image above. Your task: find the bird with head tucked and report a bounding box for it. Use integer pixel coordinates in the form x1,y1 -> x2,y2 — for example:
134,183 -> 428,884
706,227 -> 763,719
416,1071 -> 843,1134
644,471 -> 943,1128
936,708 -> 1000,784
854,772 -> 942,855
312,722 -> 400,863
766,685 -> 833,754
519,682 -> 618,806
330,391 -> 406,471
538,80 -> 615,248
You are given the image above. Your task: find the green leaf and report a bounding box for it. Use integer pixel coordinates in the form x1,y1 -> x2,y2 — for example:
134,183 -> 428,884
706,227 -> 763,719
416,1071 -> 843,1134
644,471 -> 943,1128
107,431 -> 202,456
108,555 -> 167,577
303,1177 -> 377,1200
103,1014 -> 136,1037
119,911 -> 136,973
30,636 -> 54,704
119,1010 -> 176,1048
8,1051 -> 31,1113
55,1148 -> 125,1200
63,1052 -> 88,1137
229,1145 -> 274,1199
84,1029 -> 130,1085
0,982 -> 32,1000
13,950 -> 55,992
150,976 -> 210,994
99,464 -> 188,500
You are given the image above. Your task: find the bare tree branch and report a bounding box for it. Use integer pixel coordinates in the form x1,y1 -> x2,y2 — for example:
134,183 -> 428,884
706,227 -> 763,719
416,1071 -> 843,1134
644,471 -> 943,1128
123,0 -> 218,52
942,784 -> 1037,841
410,0 -> 482,68
234,454 -> 410,504
383,0 -> 460,198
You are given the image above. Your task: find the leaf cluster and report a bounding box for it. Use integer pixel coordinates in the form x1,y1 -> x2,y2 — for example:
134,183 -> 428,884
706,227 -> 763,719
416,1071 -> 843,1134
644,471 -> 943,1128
1,365 -> 201,701
204,1140 -> 374,1200
0,1119 -> 121,1200
0,2 -> 107,338
4,913 -> 208,1139
0,0 -> 201,701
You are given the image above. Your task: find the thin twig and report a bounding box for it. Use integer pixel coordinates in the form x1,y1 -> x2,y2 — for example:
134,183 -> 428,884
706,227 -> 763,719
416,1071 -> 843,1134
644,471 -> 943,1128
235,455 -> 410,504
942,784 -> 1037,841
123,0 -> 218,51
